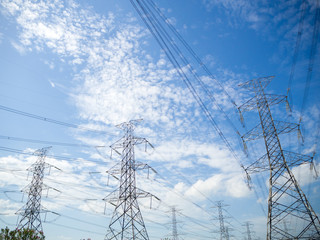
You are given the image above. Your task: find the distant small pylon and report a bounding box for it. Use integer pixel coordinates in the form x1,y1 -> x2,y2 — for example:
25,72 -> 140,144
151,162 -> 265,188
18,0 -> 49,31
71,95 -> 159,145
172,207 -> 178,240
212,201 -> 231,240
16,147 -> 51,234
242,221 -> 254,240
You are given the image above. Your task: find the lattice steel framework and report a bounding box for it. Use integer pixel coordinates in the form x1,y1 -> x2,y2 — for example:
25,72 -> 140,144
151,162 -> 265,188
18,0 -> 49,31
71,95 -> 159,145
243,222 -> 253,240
16,147 -> 51,233
213,201 -> 230,240
171,207 -> 179,240
239,76 -> 320,239
104,120 -> 157,240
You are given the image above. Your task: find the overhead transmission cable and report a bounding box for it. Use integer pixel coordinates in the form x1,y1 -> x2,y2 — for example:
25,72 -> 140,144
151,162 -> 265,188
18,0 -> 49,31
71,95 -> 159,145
48,222 -> 105,236
50,212 -> 106,229
299,0 -> 320,127
0,134 -> 96,148
0,104 -> 117,136
130,0 -> 242,167
287,0 -> 308,108
132,0 -> 240,136
144,0 -> 237,107
0,146 -> 107,166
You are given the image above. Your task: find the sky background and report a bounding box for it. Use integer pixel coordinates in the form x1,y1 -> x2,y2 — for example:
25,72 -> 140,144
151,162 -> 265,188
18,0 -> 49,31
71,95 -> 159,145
0,0 -> 319,239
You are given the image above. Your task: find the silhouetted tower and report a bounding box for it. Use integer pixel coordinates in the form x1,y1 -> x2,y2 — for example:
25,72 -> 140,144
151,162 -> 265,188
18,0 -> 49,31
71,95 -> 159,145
171,207 -> 179,240
243,222 -> 253,240
16,147 -> 51,233
239,76 -> 320,239
213,201 -> 230,240
225,226 -> 230,240
104,119 -> 157,240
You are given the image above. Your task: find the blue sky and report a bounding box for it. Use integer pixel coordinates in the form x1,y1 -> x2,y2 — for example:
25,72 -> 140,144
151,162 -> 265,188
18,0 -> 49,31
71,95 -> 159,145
0,0 -> 319,239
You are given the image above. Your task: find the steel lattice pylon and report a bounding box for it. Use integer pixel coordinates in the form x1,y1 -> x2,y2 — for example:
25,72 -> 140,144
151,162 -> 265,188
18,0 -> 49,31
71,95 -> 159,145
213,201 -> 230,240
239,76 -> 320,239
104,120 -> 157,240
171,207 -> 179,240
243,222 -> 254,240
16,147 -> 51,234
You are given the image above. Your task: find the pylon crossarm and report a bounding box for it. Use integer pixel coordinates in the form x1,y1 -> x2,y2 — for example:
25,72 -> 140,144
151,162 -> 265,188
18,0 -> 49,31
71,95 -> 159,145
134,161 -> 157,174
244,154 -> 269,174
245,150 -> 312,176
274,121 -> 300,135
238,96 -> 257,114
282,150 -> 313,168
135,188 -> 159,200
103,189 -> 119,205
238,76 -> 275,91
242,121 -> 299,142
239,94 -> 287,116
110,137 -> 126,152
264,94 -> 287,107
242,123 -> 264,141
106,168 -> 121,180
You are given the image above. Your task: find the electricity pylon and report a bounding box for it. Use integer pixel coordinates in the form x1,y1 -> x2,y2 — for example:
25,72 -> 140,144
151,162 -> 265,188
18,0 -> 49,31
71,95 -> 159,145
16,147 -> 51,234
243,222 -> 254,240
170,207 -> 181,240
238,76 -> 320,239
104,119 -> 158,240
213,201 -> 230,240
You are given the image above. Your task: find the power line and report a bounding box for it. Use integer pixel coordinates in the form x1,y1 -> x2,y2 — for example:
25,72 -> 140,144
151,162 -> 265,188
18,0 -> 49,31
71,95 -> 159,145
49,222 -> 105,236
287,0 -> 307,108
54,212 -> 106,229
299,0 -> 320,126
0,104 -> 117,136
0,134 -> 97,148
0,146 -> 107,166
130,0 -> 243,168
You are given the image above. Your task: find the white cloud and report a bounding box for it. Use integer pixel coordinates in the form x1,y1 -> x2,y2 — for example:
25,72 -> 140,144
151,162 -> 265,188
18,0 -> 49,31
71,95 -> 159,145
1,0 -> 115,61
185,172 -> 250,200
48,80 -> 55,88
0,199 -> 21,215
11,41 -> 27,54
292,162 -> 320,187
202,0 -> 259,28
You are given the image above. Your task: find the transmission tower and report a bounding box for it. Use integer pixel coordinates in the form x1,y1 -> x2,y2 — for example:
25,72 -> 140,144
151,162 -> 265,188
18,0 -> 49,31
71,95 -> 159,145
213,201 -> 231,240
242,222 -> 254,240
104,119 -> 158,240
171,207 -> 178,240
16,147 -> 51,234
239,76 -> 320,239
225,226 -> 234,240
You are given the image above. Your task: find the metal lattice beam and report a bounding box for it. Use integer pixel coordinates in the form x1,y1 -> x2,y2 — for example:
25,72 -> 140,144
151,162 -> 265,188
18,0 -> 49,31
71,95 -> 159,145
239,76 -> 320,239
16,147 -> 51,234
104,120 -> 158,240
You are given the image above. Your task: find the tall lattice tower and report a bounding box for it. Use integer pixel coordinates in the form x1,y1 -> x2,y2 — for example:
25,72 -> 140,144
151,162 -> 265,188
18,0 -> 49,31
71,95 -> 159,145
104,119 -> 157,240
213,201 -> 230,240
239,76 -> 320,239
171,207 -> 179,240
243,222 -> 254,240
16,147 -> 51,233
